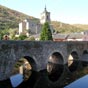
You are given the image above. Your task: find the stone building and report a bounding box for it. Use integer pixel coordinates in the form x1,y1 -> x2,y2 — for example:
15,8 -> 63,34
19,7 -> 54,36
40,6 -> 51,24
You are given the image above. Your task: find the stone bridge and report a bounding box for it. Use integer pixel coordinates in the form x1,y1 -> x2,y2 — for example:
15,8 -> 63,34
0,41 -> 88,88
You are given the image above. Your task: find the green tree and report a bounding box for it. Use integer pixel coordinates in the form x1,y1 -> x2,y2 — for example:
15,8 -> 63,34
18,34 -> 27,40
0,29 -> 9,40
40,22 -> 53,40
25,36 -> 35,41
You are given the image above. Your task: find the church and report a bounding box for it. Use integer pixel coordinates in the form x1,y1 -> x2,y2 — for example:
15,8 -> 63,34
19,6 -> 54,36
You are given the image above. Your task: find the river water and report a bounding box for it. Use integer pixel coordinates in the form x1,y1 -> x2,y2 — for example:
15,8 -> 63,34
0,65 -> 88,88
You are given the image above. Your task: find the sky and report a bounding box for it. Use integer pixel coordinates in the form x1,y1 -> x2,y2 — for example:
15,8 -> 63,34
0,0 -> 88,24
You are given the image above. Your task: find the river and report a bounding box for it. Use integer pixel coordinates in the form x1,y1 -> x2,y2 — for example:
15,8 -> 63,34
0,65 -> 88,88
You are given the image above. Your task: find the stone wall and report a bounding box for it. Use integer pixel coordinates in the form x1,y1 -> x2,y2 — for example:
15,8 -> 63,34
0,41 -> 88,80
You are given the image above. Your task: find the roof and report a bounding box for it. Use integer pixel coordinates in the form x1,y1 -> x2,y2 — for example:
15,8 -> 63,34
53,34 -> 68,39
31,34 -> 40,38
53,33 -> 84,39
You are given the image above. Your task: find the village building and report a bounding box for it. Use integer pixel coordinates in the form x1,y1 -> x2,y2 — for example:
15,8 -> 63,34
19,6 -> 54,36
82,30 -> 88,41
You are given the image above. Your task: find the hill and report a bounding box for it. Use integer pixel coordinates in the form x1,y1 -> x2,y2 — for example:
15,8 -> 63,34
0,5 -> 87,33
51,21 -> 84,33
73,24 -> 88,30
0,5 -> 39,30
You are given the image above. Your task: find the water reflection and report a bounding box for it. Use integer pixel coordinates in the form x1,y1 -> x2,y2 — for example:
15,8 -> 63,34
63,66 -> 88,88
64,75 -> 88,88
12,58 -> 32,81
0,62 -> 88,88
10,74 -> 23,87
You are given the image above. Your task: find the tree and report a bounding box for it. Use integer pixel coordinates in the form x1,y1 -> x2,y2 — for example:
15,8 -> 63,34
8,28 -> 18,40
25,36 -> 35,41
0,29 -> 9,40
18,34 -> 27,40
40,22 -> 53,40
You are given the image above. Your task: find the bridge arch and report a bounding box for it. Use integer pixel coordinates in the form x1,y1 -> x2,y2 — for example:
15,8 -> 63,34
81,50 -> 88,67
83,50 -> 88,54
47,51 -> 64,82
13,55 -> 37,73
11,55 -> 38,88
23,56 -> 37,71
68,51 -> 79,72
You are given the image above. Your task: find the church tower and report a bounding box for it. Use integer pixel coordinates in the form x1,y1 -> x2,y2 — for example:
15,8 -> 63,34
40,6 -> 51,24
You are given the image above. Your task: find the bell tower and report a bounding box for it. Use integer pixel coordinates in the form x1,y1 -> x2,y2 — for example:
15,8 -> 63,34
40,6 -> 51,24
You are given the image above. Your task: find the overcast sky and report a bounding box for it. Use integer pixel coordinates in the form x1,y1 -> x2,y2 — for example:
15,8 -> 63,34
0,0 -> 88,24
